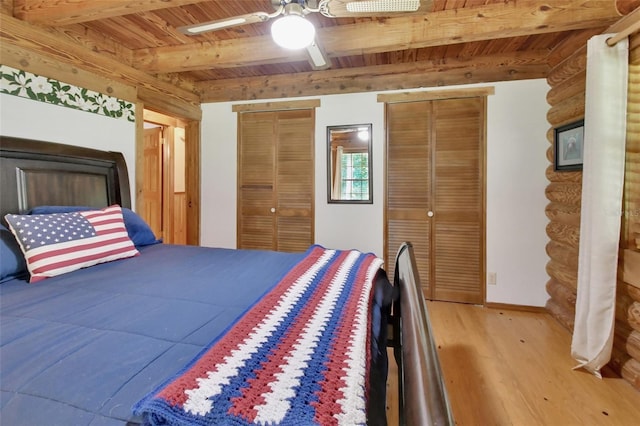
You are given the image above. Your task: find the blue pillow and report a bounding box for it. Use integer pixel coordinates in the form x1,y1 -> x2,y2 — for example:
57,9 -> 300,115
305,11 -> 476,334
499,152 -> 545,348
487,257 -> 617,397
120,208 -> 163,247
28,206 -> 161,247
0,224 -> 28,283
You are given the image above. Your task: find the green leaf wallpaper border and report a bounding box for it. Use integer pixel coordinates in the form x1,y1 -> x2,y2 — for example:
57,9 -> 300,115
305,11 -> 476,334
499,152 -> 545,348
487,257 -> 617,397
0,65 -> 135,123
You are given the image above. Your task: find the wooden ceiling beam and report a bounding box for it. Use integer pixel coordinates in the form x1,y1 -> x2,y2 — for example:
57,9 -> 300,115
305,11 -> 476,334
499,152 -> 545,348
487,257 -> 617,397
195,50 -> 550,102
615,0 -> 640,15
13,0 -> 212,25
133,35 -> 308,72
131,0 -> 620,73
546,27 -> 604,69
0,13 -> 201,119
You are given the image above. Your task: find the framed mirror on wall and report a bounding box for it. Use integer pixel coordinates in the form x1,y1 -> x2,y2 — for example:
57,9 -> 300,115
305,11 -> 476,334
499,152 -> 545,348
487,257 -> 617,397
327,123 -> 373,204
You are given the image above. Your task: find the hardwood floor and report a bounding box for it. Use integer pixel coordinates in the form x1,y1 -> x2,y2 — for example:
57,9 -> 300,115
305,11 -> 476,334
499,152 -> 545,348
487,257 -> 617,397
386,301 -> 640,426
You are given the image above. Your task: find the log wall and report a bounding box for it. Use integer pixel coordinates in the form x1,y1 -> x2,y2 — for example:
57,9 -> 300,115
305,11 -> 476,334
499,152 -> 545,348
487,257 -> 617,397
624,36 -> 640,252
545,31 -> 640,390
544,43 -> 585,331
611,32 -> 640,390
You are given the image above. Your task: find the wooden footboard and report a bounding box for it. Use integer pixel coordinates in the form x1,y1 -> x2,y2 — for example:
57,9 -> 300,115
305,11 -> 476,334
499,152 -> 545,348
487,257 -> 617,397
390,242 -> 454,426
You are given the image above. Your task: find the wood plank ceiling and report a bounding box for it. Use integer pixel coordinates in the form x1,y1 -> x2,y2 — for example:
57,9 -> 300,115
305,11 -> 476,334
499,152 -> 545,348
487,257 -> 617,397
3,0 -> 636,102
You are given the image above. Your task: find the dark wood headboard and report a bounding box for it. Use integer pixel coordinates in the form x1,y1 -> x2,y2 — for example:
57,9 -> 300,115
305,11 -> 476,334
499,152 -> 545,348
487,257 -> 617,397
0,136 -> 131,219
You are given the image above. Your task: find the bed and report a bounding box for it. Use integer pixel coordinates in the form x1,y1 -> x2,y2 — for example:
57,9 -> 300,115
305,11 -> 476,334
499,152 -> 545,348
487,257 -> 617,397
0,136 -> 452,426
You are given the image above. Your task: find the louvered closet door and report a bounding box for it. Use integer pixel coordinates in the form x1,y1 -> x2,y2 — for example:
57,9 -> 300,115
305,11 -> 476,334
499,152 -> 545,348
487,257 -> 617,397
275,109 -> 314,252
238,111 -> 277,249
386,101 -> 433,295
238,109 -> 314,252
385,97 -> 485,304
432,98 -> 484,304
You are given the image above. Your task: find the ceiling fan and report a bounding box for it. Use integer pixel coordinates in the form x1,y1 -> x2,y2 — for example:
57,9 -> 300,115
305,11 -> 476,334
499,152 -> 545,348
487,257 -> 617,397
178,0 -> 431,70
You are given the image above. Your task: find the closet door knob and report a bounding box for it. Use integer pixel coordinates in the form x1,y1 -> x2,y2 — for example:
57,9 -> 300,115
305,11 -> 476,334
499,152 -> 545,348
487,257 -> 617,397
427,211 -> 434,217
271,207 -> 276,213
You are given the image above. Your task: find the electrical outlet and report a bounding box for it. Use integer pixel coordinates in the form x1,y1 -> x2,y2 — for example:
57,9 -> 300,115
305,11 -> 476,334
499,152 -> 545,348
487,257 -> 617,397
487,272 -> 497,285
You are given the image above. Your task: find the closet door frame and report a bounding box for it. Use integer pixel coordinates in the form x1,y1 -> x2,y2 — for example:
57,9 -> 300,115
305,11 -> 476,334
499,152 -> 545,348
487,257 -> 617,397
380,87 -> 492,304
234,100 -> 319,252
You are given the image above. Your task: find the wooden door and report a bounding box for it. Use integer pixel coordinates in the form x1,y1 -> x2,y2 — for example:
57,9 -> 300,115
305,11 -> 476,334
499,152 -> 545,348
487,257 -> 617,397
237,109 -> 314,252
184,119 -> 201,245
172,127 -> 186,244
238,111 -> 277,249
140,109 -> 199,246
432,98 -> 484,304
275,109 -> 314,252
142,127 -> 163,239
386,101 -> 433,295
385,97 -> 485,304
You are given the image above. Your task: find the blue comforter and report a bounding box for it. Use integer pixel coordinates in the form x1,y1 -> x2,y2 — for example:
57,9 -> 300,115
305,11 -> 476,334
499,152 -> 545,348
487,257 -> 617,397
0,244 -> 305,425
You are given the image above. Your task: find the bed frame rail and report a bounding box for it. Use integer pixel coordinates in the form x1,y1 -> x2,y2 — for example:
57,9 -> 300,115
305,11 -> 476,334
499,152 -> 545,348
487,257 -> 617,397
390,242 -> 454,426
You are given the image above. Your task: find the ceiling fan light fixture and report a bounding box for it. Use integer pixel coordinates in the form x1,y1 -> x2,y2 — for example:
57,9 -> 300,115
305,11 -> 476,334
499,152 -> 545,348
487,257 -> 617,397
185,17 -> 247,34
306,40 -> 329,69
271,6 -> 316,50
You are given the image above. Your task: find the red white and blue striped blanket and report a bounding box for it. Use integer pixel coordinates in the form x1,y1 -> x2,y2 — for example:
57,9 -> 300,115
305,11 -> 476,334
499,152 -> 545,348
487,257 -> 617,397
133,245 -> 384,426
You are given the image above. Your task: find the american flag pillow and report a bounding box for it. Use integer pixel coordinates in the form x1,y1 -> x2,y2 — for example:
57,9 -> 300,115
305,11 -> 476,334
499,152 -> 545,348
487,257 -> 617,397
4,205 -> 139,283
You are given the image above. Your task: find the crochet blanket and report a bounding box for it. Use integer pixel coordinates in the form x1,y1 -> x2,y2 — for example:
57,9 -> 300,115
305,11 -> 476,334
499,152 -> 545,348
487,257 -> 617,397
133,245 -> 384,426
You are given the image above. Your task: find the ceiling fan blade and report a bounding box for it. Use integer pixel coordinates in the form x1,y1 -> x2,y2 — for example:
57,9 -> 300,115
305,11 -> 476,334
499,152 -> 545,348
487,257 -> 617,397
178,12 -> 271,35
306,40 -> 331,70
319,0 -> 432,17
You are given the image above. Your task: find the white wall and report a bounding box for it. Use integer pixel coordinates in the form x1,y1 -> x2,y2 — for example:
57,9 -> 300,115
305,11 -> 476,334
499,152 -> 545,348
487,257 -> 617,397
485,80 -> 551,307
1,79 -> 551,307
315,93 -> 383,255
0,94 -> 136,205
201,91 -> 384,255
201,79 -> 551,307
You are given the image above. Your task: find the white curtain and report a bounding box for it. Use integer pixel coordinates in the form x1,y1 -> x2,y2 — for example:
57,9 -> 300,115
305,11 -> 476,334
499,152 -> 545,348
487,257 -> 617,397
332,145 -> 344,200
571,34 -> 628,378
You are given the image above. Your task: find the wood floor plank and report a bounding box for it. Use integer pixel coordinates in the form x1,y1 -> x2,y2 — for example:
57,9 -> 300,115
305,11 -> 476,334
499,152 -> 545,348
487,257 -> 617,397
425,301 -> 640,426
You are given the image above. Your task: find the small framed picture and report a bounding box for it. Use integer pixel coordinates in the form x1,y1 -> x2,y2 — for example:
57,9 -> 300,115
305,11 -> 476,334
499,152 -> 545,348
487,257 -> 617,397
554,119 -> 584,171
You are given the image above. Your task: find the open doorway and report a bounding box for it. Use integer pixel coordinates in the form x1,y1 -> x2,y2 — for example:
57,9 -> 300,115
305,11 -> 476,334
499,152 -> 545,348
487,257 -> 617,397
142,109 -> 187,245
